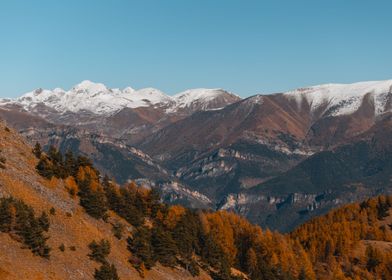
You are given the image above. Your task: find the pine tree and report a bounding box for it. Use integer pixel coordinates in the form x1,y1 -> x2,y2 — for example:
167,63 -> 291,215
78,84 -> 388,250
151,225 -> 178,267
77,168 -> 108,219
112,222 -> 125,240
36,157 -> 54,179
22,219 -> 51,258
94,262 -> 120,280
148,188 -> 161,218
88,239 -> 111,264
38,211 -> 50,232
0,198 -> 14,232
12,200 -> 51,258
201,233 -> 224,269
173,210 -> 200,259
128,226 -> 155,269
102,176 -> 122,213
64,150 -> 76,176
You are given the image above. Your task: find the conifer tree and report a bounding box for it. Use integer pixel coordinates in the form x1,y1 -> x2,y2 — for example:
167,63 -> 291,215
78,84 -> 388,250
173,210 -> 200,259
64,149 -> 76,176
21,218 -> 51,258
88,239 -> 111,264
77,167 -> 108,219
112,222 -> 125,240
151,225 -> 178,267
38,211 -> 50,232
128,226 -> 155,269
0,198 -> 14,232
1,198 -> 52,258
36,157 -> 54,179
94,262 -> 120,280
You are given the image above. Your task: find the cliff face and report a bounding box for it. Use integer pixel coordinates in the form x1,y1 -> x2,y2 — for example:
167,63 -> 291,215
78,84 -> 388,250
220,114 -> 392,231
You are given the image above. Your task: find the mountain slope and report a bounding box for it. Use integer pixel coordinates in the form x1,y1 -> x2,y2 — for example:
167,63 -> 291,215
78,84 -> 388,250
3,118 -> 392,279
0,120 -> 317,280
140,80 -> 392,206
220,113 -> 392,231
0,121 -> 211,280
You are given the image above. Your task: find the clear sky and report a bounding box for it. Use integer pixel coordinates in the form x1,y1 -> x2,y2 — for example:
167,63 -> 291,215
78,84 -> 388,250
1,0 -> 392,98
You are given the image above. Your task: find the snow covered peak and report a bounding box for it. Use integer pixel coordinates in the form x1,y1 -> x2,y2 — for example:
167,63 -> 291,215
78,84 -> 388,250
0,82 -> 241,116
284,79 -> 392,116
123,87 -> 135,94
173,88 -> 240,110
2,81 -> 175,115
73,80 -> 108,94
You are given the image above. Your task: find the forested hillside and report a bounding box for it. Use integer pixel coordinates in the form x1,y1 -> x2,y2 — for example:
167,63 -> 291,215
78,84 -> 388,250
1,121 -> 392,280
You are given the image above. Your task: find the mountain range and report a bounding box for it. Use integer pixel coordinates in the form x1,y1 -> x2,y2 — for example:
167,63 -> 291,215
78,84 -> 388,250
2,115 -> 392,280
1,79 -> 391,231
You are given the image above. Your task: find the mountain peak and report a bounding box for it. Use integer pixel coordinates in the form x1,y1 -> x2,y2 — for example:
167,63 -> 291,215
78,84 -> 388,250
173,88 -> 241,110
72,80 -> 108,94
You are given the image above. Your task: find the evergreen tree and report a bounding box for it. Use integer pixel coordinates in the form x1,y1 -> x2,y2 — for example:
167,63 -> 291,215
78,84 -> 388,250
21,218 -> 51,258
0,198 -> 14,232
94,262 -> 120,280
102,176 -> 122,214
128,226 -> 155,269
118,187 -> 144,227
38,211 -> 50,232
64,150 -> 76,176
201,233 -> 224,269
148,188 -> 161,218
173,210 -> 200,259
1,198 -> 52,258
36,157 -> 54,179
112,222 -> 125,240
76,155 -> 94,169
88,239 -> 111,264
77,170 -> 108,220
151,225 -> 178,267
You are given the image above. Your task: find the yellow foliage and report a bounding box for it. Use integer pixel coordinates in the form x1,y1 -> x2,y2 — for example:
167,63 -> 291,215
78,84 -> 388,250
47,177 -> 59,188
64,176 -> 78,198
164,205 -> 186,229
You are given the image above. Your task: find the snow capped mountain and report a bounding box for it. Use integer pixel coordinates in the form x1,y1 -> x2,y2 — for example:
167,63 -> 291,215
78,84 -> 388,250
72,80 -> 108,94
2,79 -> 391,119
284,79 -> 392,117
4,80 -> 172,115
0,81 -> 240,115
173,88 -> 240,110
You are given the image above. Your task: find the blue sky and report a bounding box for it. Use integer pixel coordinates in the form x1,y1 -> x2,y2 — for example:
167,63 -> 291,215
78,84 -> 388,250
1,0 -> 392,98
